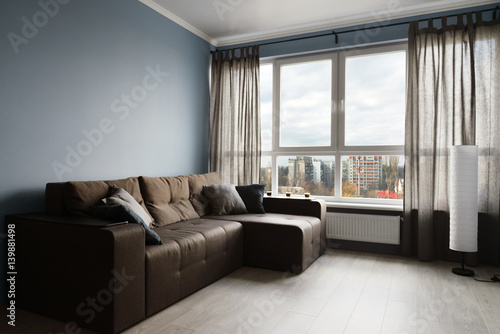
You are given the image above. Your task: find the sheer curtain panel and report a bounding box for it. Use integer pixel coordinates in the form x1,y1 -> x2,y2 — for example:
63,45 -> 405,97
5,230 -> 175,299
404,12 -> 500,264
210,46 -> 261,185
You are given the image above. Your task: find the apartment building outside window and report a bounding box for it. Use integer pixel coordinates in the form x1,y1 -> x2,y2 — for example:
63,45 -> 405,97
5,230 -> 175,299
260,43 -> 407,206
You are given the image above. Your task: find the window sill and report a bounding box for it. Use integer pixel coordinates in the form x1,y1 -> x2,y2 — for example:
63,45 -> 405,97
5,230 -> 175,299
266,195 -> 404,212
325,201 -> 403,212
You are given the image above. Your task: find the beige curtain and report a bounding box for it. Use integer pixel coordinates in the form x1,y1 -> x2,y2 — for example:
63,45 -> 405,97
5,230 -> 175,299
474,16 -> 500,265
210,46 -> 261,185
404,12 -> 500,264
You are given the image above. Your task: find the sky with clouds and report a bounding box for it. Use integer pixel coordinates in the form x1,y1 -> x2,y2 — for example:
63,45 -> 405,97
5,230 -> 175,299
280,60 -> 332,147
260,50 -> 406,150
345,51 -> 406,146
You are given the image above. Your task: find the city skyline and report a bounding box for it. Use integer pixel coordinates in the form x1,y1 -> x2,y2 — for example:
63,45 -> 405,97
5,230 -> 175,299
260,155 -> 404,199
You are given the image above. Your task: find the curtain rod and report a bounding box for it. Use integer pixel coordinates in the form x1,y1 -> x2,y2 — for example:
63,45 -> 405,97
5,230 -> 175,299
257,6 -> 500,47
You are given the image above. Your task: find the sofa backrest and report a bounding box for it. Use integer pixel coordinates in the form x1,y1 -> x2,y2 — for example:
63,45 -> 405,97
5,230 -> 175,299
45,172 -> 222,226
186,172 -> 221,216
46,182 -> 66,214
46,177 -> 149,215
139,175 -> 200,227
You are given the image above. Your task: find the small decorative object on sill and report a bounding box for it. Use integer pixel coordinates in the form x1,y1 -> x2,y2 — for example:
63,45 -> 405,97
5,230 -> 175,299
266,191 -> 272,196
304,193 -> 310,198
286,192 -> 291,197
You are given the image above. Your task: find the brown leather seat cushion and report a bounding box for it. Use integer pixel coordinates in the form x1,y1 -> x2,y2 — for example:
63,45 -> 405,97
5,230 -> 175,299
144,218 -> 243,316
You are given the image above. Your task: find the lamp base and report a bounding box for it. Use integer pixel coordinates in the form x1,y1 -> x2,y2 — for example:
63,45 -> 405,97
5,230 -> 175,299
452,267 -> 475,277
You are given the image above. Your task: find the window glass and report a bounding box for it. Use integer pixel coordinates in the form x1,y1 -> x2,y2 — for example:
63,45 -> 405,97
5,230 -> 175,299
260,155 -> 272,192
345,51 -> 406,146
277,156 -> 335,196
280,60 -> 332,147
260,64 -> 273,151
341,155 -> 404,199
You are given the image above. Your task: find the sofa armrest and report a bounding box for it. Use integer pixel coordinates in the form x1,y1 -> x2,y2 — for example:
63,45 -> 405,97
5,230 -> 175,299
263,197 -> 327,253
9,212 -> 128,227
7,213 -> 146,334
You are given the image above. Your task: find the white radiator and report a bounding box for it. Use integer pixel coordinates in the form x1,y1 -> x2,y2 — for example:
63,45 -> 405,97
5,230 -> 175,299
326,213 -> 400,245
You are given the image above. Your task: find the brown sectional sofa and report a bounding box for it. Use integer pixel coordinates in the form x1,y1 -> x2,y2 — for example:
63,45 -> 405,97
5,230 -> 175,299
7,172 -> 326,334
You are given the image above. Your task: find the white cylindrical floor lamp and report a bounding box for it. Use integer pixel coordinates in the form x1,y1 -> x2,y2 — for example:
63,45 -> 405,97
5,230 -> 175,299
449,145 -> 478,277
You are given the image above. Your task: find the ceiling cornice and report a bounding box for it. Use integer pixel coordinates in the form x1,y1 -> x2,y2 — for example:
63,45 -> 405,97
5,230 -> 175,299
138,0 -> 217,46
213,0 -> 499,46
140,0 -> 499,47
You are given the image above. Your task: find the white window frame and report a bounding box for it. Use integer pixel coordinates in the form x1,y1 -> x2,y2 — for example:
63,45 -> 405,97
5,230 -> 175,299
260,42 -> 407,208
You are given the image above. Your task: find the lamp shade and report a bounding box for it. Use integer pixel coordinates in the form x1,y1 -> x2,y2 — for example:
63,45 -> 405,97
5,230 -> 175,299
449,145 -> 478,252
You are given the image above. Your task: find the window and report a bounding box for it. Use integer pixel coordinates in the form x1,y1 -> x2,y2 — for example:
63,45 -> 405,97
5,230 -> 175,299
260,43 -> 406,206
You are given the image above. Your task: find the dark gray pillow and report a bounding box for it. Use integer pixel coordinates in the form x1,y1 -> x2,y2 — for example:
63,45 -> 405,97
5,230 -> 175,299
236,184 -> 266,214
90,205 -> 162,245
203,184 -> 247,215
102,186 -> 153,227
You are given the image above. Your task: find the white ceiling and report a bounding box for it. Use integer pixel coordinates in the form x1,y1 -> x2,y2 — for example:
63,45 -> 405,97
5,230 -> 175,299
139,0 -> 498,46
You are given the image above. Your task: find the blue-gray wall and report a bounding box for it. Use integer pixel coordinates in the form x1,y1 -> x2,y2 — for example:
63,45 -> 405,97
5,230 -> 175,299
1,0 -> 212,303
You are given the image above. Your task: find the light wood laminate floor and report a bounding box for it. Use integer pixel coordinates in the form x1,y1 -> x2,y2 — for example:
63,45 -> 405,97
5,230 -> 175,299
2,249 -> 499,334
